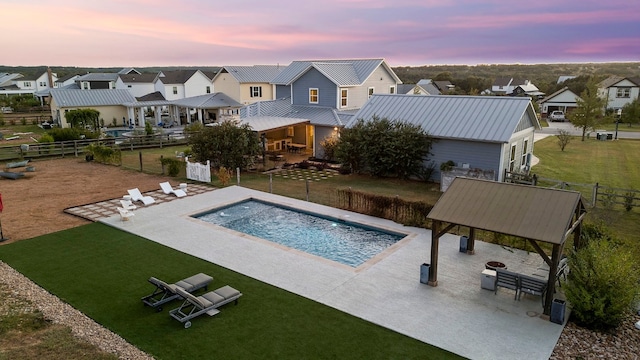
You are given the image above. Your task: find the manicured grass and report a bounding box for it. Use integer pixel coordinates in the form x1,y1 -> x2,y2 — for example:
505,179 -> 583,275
0,223 -> 461,360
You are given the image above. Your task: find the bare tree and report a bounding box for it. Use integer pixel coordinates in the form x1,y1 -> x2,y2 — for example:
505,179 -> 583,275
557,129 -> 572,151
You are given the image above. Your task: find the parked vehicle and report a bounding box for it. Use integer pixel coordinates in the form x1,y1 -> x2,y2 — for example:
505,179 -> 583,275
1,107 -> 13,113
549,111 -> 565,122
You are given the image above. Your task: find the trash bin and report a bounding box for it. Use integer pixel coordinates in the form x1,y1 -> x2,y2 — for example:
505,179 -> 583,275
550,299 -> 566,324
420,263 -> 430,284
459,236 -> 468,253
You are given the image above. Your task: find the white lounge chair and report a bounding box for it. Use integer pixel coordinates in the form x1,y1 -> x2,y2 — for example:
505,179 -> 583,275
170,285 -> 242,328
117,207 -> 135,221
120,199 -> 137,211
127,188 -> 155,205
160,182 -> 187,197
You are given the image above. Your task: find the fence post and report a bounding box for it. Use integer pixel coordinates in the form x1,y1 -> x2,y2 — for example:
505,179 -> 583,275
269,173 -> 273,193
592,182 -> 599,207
73,141 -> 78,157
236,167 -> 240,185
139,151 -> 143,172
160,155 -> 165,175
532,174 -> 538,186
61,142 -> 65,158
306,180 -> 310,201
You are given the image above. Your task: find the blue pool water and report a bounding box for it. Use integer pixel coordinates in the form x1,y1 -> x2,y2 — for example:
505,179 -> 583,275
104,129 -> 131,137
194,200 -> 405,267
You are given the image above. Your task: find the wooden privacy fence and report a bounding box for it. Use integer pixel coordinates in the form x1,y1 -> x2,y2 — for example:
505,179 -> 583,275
336,187 -> 433,227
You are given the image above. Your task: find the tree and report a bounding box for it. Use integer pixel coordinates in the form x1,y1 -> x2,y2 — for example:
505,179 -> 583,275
335,116 -> 434,179
188,120 -> 261,170
65,108 -> 101,130
569,78 -> 609,141
620,98 -> 640,126
556,129 -> 572,151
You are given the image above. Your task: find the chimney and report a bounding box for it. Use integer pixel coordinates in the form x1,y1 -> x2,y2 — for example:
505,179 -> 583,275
47,67 -> 54,88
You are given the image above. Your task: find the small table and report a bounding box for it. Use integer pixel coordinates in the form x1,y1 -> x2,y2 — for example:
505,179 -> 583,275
123,195 -> 132,201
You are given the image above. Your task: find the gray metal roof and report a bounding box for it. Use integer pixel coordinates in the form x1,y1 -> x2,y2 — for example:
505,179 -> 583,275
350,94 -> 539,143
160,70 -> 199,85
271,59 -> 401,86
428,177 -> 584,245
171,93 -> 242,109
239,116 -> 309,132
119,73 -> 160,83
214,65 -> 285,83
241,98 -> 342,127
76,73 -> 119,82
50,89 -> 136,107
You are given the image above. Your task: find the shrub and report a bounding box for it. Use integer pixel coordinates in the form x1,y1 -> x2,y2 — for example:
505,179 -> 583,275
564,235 -> 640,330
84,143 -> 121,165
48,128 -> 99,141
20,117 -> 26,125
160,157 -> 184,177
623,191 -> 635,212
216,166 -> 233,186
38,133 -> 54,154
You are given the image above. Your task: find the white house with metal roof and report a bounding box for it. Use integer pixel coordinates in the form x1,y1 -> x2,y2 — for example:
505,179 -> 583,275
213,65 -> 285,105
350,94 -> 541,182
49,89 -> 137,127
115,72 -> 164,98
539,87 -> 582,118
597,76 -> 640,111
159,70 -> 213,101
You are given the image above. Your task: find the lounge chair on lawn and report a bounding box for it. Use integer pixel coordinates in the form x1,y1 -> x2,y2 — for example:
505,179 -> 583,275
141,273 -> 213,311
127,188 -> 155,206
170,285 -> 242,328
160,181 -> 186,197
0,171 -> 24,180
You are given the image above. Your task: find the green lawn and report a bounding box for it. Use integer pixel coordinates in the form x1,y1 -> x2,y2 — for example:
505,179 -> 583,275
0,223 -> 461,360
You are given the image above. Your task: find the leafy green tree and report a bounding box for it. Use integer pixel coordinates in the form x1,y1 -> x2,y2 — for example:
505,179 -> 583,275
65,109 -> 101,130
569,78 -> 609,141
188,120 -> 261,170
620,98 -> 640,126
335,116 -> 434,179
564,228 -> 640,330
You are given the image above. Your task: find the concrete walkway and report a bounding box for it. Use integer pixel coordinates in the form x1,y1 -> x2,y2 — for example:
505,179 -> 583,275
101,186 -> 565,360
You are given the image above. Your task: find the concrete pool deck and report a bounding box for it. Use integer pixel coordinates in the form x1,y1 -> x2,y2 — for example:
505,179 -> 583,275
101,186 -> 565,360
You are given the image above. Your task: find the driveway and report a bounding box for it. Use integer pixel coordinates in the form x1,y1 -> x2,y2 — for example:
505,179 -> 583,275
539,120 -> 640,140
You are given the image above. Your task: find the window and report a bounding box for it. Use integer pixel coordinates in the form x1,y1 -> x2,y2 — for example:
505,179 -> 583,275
127,85 -> 132,88
309,88 -> 318,104
616,87 -> 630,98
23,81 -> 32,87
509,144 -> 517,172
39,81 -> 46,87
389,86 -> 395,94
368,87 -> 374,99
521,139 -> 529,165
250,86 -> 262,98
340,89 -> 348,107
172,86 -> 178,95
82,82 -> 89,89
206,86 -> 211,94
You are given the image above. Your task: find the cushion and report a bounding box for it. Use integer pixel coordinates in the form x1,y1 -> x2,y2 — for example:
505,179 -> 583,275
202,291 -> 226,305
214,285 -> 241,300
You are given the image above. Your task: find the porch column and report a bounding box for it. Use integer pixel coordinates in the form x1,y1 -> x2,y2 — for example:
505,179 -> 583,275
467,227 -> 476,255
137,107 -> 145,127
154,106 -> 161,125
197,108 -> 203,122
127,107 -> 135,127
543,244 -> 562,316
428,220 -> 440,286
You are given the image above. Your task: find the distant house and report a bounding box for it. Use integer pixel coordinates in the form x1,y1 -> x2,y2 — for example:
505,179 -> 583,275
539,87 -> 582,118
0,68 -> 57,97
75,72 -> 119,90
116,72 -> 164,98
49,89 -> 136,127
557,75 -> 576,84
491,77 -> 538,96
54,74 -> 80,88
597,76 -> 640,111
417,79 -> 442,95
433,80 -> 455,94
212,65 -> 285,105
350,94 -> 541,182
396,84 -> 430,95
159,70 -> 213,101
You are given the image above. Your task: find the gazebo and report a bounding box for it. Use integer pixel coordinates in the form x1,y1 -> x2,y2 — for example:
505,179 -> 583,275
426,177 -> 587,316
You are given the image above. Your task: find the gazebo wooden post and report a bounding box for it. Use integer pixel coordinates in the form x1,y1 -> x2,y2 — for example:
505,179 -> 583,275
543,244 -> 562,316
429,220 -> 440,286
467,227 -> 476,254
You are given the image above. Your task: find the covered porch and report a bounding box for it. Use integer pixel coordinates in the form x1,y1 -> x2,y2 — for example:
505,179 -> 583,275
426,177 -> 586,316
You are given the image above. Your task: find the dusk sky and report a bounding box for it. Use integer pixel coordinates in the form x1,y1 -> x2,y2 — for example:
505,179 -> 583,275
2,0 -> 639,68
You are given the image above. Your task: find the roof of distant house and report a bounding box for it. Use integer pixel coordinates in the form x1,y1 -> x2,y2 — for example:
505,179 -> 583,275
136,91 -> 166,102
159,69 -> 200,85
271,59 -> 401,86
119,73 -> 160,83
214,65 -> 285,83
76,73 -> 119,82
171,93 -> 241,108
50,89 -> 136,107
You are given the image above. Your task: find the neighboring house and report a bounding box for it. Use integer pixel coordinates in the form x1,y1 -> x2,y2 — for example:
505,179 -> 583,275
597,76 -> 640,111
118,68 -> 141,75
54,74 -> 80,88
350,94 -> 541,182
159,70 -> 213,101
75,73 -> 119,90
417,79 -> 442,95
557,75 -> 576,84
433,80 -> 455,94
0,68 -> 57,96
512,83 -> 545,99
116,72 -> 164,98
212,65 -> 285,105
270,58 -> 402,110
539,87 -> 582,118
49,89 -> 137,127
491,77 -> 536,95
170,93 -> 243,124
397,84 -> 430,95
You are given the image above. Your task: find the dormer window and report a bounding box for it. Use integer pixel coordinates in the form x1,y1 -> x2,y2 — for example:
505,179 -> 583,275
340,89 -> 348,108
368,87 -> 374,99
309,88 -> 318,104
250,86 -> 262,98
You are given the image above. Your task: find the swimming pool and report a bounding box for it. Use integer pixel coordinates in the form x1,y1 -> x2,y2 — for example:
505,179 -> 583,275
194,199 -> 405,267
